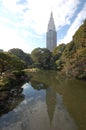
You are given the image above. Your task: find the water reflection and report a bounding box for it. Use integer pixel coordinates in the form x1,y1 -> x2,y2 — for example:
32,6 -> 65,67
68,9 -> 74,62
31,80 -> 57,124
30,78 -> 77,130
31,80 -> 48,90
46,87 -> 57,124
0,88 -> 24,116
30,71 -> 86,130
0,71 -> 86,130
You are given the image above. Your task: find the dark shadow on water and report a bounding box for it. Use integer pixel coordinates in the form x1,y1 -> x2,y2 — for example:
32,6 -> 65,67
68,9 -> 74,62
0,87 -> 25,117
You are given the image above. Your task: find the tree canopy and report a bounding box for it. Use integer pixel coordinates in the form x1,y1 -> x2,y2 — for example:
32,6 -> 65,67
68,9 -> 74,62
0,52 -> 25,75
31,48 -> 53,69
9,48 -> 33,67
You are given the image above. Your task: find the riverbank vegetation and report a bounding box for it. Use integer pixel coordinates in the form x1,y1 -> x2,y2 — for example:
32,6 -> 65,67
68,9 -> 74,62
53,20 -> 86,79
0,51 -> 30,91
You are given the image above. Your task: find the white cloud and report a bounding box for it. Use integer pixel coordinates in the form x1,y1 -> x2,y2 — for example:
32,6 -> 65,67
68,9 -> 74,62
1,0 -> 80,34
0,24 -> 31,52
22,0 -> 80,34
58,3 -> 86,44
2,0 -> 27,13
0,16 -> 12,24
54,0 -> 80,29
0,0 -> 85,52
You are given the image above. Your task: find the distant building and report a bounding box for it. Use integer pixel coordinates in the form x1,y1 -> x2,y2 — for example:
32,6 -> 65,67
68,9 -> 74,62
46,12 -> 57,52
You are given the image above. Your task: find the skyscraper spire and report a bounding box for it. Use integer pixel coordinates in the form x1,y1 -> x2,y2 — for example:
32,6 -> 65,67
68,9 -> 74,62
47,12 -> 56,31
46,12 -> 57,52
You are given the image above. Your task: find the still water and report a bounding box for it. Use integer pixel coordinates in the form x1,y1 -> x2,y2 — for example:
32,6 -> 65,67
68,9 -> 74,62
0,70 -> 86,130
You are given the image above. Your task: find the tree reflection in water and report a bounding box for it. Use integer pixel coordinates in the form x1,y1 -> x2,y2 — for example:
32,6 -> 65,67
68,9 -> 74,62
0,88 -> 25,116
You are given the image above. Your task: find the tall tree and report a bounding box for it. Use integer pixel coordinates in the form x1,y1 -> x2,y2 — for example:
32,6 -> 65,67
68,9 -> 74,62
31,48 -> 52,69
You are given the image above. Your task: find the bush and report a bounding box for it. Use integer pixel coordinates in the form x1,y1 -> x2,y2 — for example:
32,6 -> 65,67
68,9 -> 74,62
12,70 -> 25,78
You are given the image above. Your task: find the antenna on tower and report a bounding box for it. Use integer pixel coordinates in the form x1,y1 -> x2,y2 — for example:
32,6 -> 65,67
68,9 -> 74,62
51,7 -> 53,13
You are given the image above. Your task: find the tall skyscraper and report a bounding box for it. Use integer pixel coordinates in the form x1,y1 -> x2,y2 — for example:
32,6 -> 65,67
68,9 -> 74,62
46,12 -> 57,52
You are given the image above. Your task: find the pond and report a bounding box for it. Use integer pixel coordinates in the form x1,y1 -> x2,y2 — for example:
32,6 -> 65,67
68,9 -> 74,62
0,70 -> 86,130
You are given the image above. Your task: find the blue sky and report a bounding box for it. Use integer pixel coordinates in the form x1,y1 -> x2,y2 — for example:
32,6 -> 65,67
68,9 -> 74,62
0,0 -> 86,53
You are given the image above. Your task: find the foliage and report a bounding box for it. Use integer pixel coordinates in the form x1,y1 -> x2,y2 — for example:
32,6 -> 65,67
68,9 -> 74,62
9,53 -> 25,71
31,48 -> 54,69
53,20 -> 86,79
9,48 -> 33,67
0,70 -> 30,91
12,70 -> 25,78
53,43 -> 66,55
0,52 -> 25,74
55,59 -> 64,70
73,19 -> 86,48
0,52 -> 10,74
53,43 -> 66,61
77,48 -> 86,58
62,41 -> 76,58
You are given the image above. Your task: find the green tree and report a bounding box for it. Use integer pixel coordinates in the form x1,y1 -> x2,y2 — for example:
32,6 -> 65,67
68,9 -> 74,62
0,52 -> 25,75
53,44 -> 66,61
0,52 -> 10,75
9,48 -> 33,67
31,48 -> 52,69
7,53 -> 25,71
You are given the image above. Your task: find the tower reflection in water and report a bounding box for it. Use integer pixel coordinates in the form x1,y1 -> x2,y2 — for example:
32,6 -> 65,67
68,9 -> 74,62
46,87 -> 57,124
31,79 -> 57,125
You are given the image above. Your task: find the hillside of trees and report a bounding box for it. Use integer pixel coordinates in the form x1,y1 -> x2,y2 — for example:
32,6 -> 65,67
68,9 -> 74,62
53,20 -> 86,79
